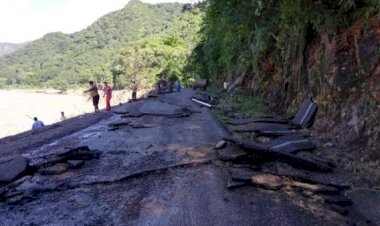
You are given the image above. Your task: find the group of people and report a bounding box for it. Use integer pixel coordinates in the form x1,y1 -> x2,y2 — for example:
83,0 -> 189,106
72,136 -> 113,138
84,81 -> 113,113
84,80 -> 137,113
31,111 -> 66,130
32,80 -> 138,130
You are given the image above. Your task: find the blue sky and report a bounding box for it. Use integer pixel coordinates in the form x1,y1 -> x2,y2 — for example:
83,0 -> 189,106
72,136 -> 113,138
0,0 -> 194,43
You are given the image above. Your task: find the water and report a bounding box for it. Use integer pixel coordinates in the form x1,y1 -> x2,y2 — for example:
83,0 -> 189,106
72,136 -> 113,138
0,89 -> 139,138
0,90 -> 92,138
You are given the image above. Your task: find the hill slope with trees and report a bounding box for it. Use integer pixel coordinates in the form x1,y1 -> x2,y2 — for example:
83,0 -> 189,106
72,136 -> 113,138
0,0 -> 201,90
187,0 -> 380,181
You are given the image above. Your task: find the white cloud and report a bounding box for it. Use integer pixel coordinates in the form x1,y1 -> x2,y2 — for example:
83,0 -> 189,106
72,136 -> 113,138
0,0 -> 194,43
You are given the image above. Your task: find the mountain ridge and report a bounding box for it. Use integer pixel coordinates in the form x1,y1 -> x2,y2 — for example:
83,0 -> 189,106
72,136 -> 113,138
0,0 -> 193,88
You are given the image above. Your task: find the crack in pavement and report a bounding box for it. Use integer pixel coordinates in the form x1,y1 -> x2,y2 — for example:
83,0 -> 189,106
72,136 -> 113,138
4,158 -> 217,204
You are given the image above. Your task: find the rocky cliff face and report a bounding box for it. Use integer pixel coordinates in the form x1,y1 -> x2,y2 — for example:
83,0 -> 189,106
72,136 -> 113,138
308,17 -> 380,162
246,16 -> 380,163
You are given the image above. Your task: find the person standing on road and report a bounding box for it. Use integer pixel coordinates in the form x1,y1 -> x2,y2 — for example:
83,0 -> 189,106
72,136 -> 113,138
175,80 -> 182,92
103,82 -> 112,111
131,80 -> 137,101
32,117 -> 44,130
84,81 -> 100,113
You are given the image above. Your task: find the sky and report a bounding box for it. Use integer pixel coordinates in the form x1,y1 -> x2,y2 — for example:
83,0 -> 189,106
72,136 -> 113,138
0,0 -> 194,43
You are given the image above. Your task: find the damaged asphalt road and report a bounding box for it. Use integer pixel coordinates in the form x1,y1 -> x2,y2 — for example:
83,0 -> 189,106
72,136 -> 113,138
0,89 -> 364,225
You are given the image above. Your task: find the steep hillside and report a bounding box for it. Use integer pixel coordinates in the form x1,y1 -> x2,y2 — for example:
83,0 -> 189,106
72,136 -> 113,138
0,0 -> 185,89
109,7 -> 203,89
0,43 -> 26,57
188,1 -> 380,179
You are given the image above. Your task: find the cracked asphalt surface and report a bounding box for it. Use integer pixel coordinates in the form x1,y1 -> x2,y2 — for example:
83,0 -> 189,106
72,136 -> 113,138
0,89 -> 353,225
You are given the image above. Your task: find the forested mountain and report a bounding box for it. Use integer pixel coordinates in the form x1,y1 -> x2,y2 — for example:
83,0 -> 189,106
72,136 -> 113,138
0,0 -> 201,89
0,43 -> 26,57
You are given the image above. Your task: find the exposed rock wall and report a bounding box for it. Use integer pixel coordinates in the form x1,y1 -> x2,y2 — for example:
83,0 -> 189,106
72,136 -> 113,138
246,17 -> 380,161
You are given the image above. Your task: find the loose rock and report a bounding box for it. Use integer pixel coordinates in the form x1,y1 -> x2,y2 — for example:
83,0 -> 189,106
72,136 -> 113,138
215,140 -> 227,149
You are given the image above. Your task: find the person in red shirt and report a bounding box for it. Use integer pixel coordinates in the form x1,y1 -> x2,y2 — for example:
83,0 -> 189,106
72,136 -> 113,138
103,82 -> 112,111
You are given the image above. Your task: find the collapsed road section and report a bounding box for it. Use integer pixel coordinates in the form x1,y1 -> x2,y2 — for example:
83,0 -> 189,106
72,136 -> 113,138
0,89 -> 374,225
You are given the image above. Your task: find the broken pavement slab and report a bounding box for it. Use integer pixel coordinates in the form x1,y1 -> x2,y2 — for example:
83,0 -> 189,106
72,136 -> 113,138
225,136 -> 333,172
121,101 -> 196,118
166,112 -> 192,118
67,160 -> 84,169
39,163 -> 68,175
320,194 -> 353,207
57,146 -> 100,160
266,135 -> 316,154
229,167 -> 343,197
288,181 -> 339,195
138,101 -> 185,116
27,146 -> 100,169
129,123 -> 153,129
275,162 -> 352,189
226,178 -> 247,190
227,117 -> 288,125
216,145 -> 247,161
233,122 -> 298,133
122,111 -> 145,118
111,110 -> 130,115
108,121 -> 130,127
256,128 -> 306,137
0,156 -> 29,186
346,189 -> 380,225
229,168 -> 284,190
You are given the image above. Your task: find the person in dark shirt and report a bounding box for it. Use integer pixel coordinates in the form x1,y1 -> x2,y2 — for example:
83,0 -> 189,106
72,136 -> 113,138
132,81 -> 137,101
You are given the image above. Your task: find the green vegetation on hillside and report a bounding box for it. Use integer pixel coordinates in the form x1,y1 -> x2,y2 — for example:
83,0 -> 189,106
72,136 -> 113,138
190,0 -> 380,186
109,7 -> 203,90
187,0 -> 380,83
0,0 -> 202,90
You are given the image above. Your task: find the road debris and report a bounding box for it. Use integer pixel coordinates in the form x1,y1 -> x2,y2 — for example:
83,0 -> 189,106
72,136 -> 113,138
224,136 -> 333,172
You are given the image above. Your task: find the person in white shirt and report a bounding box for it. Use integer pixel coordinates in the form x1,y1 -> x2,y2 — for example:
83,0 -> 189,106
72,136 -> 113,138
60,112 -> 67,121
32,117 -> 44,130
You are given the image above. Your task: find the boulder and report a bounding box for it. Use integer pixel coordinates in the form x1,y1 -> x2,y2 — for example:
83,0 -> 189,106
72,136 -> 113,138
0,156 -> 29,185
